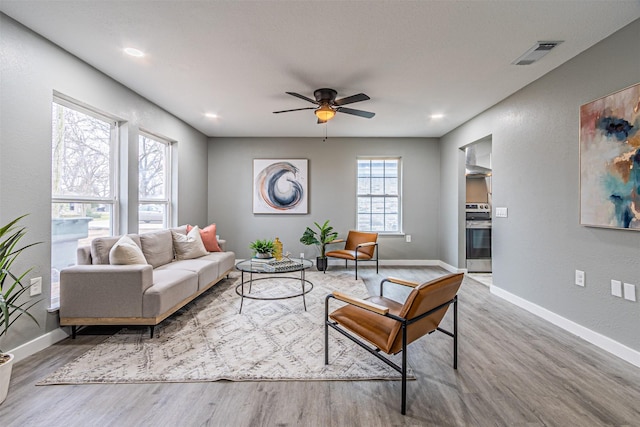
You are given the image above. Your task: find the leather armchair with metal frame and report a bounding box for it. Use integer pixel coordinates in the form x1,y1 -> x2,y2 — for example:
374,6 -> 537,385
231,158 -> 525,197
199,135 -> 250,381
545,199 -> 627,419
324,230 -> 378,279
324,272 -> 464,414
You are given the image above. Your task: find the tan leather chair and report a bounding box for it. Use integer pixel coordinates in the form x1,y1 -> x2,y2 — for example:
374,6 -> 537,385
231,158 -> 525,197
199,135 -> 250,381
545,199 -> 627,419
325,272 -> 464,414
325,230 -> 378,279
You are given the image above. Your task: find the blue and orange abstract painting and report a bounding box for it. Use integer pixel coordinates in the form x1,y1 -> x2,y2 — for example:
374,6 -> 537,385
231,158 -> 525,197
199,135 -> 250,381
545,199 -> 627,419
253,159 -> 308,214
580,83 -> 640,230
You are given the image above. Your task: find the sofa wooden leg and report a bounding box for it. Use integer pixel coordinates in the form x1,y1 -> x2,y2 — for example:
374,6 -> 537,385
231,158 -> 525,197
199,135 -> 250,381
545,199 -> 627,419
71,325 -> 77,339
150,325 -> 155,338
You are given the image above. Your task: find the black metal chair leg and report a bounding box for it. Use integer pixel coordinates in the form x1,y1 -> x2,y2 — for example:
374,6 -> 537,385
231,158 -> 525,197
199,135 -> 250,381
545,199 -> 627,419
453,296 -> 458,369
324,295 -> 330,365
355,259 -> 358,280
401,323 -> 407,415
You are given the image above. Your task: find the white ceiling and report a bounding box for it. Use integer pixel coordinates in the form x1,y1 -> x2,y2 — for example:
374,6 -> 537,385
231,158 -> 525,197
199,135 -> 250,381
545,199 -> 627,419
2,1 -> 639,138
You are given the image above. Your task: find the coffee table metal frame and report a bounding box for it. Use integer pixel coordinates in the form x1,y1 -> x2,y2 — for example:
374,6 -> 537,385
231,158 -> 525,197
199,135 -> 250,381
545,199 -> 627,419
235,258 -> 314,313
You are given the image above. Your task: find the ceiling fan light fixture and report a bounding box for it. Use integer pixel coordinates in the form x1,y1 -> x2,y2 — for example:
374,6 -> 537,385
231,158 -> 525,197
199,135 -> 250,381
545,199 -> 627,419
315,104 -> 336,121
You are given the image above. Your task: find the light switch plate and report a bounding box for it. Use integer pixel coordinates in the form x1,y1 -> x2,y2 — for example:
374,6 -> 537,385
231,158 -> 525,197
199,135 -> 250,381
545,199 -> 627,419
623,283 -> 636,302
611,280 -> 622,297
30,277 -> 42,296
574,270 -> 585,287
495,207 -> 508,218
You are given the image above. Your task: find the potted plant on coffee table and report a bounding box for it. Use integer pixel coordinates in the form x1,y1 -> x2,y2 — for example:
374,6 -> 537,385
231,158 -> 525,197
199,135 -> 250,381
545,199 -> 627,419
249,238 -> 275,259
1,215 -> 41,405
299,220 -> 338,271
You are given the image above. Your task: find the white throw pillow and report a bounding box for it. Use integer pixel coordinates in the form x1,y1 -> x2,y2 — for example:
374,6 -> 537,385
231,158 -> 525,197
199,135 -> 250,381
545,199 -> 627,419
172,226 -> 208,260
109,235 -> 148,265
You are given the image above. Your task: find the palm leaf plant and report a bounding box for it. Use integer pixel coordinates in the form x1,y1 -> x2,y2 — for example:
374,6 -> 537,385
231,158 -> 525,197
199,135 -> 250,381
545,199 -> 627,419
299,220 -> 338,259
1,215 -> 41,354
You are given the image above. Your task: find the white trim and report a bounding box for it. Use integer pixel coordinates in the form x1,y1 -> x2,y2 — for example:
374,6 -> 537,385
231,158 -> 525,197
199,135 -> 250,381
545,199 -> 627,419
438,260 -> 467,273
6,328 -> 69,363
491,285 -> 640,368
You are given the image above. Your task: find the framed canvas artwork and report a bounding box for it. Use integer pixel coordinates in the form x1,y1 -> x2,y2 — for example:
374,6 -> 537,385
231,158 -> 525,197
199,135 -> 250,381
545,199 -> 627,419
253,159 -> 308,214
580,83 -> 640,230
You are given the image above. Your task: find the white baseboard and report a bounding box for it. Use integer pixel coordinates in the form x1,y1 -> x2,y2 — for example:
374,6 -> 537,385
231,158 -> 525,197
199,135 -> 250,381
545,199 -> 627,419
7,328 -> 69,363
490,285 -> 640,369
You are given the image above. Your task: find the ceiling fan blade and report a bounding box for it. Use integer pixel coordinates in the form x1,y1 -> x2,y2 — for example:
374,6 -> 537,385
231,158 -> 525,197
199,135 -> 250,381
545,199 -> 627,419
273,107 -> 316,114
336,107 -> 375,119
286,92 -> 318,105
334,93 -> 370,106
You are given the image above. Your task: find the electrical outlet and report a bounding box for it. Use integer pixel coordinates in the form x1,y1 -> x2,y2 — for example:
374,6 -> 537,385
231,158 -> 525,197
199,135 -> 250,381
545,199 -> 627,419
623,283 -> 636,302
300,253 -> 305,259
574,270 -> 585,287
611,280 -> 622,297
30,277 -> 42,296
405,234 -> 412,243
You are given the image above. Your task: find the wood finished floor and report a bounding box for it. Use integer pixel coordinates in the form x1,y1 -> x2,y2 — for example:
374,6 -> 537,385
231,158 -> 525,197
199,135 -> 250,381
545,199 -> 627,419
2,266 -> 639,426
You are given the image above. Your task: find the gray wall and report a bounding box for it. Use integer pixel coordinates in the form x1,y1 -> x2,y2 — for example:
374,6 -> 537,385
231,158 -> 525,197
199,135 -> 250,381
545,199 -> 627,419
208,137 -> 440,261
0,15 -> 209,351
440,19 -> 640,351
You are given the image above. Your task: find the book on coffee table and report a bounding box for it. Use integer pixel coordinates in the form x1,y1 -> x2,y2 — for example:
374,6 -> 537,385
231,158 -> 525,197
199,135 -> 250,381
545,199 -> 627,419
251,257 -> 275,264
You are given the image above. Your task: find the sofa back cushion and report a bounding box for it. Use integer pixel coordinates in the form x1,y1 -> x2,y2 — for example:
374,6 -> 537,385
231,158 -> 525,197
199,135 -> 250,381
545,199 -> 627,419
172,226 -> 208,260
139,229 -> 175,268
109,235 -> 148,265
91,234 -> 142,265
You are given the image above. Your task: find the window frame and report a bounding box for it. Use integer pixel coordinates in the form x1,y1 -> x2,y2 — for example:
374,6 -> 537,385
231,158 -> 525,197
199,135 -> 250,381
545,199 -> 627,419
356,156 -> 402,234
138,130 -> 173,230
50,96 -> 120,307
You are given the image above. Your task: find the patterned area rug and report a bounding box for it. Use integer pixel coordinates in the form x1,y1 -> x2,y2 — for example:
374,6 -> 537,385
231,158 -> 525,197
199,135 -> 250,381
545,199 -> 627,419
39,270 -> 412,384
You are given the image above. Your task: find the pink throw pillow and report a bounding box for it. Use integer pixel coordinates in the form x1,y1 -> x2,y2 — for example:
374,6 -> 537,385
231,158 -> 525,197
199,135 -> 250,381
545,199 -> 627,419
187,224 -> 222,252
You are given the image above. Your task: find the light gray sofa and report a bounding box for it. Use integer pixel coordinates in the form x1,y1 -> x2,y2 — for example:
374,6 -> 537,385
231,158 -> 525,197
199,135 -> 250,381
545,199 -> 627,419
59,225 -> 235,338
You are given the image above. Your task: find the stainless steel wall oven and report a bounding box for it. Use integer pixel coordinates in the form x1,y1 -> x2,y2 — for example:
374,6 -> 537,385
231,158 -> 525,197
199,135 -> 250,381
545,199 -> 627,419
465,203 -> 491,272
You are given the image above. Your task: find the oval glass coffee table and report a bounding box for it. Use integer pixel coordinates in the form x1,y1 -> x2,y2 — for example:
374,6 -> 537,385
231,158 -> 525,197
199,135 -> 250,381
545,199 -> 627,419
235,258 -> 314,313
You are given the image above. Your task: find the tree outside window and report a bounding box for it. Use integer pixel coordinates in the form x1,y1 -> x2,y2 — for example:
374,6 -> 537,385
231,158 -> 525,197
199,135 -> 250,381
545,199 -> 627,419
50,99 -> 117,306
138,133 -> 171,232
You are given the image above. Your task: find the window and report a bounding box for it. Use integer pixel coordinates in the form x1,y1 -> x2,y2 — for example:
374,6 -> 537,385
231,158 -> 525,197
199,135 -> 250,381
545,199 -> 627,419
138,132 -> 172,232
51,99 -> 118,307
357,158 -> 401,233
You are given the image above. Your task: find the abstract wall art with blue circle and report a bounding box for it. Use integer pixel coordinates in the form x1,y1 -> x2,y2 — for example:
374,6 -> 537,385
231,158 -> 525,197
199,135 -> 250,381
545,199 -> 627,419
253,159 -> 308,214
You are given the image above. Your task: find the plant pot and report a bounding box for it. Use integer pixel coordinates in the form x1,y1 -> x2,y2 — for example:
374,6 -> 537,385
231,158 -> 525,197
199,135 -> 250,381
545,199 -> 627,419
256,252 -> 272,259
316,257 -> 328,272
0,353 -> 14,405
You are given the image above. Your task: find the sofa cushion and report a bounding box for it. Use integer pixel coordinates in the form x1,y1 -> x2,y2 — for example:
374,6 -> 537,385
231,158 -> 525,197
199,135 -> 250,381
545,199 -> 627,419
157,259 -> 219,291
187,223 -> 222,252
109,235 -> 148,265
139,229 -> 175,268
172,226 -> 208,260
198,251 -> 236,276
91,234 -> 142,265
143,269 -> 198,318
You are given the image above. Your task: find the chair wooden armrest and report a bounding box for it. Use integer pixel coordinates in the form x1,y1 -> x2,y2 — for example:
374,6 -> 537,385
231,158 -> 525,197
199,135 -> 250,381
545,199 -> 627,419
385,277 -> 420,288
332,291 -> 389,315
357,241 -> 377,247
327,239 -> 345,244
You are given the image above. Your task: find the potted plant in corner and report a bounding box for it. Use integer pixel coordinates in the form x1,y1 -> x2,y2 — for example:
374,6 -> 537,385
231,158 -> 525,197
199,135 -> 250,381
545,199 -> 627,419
299,220 -> 338,271
249,238 -> 275,259
1,215 -> 41,405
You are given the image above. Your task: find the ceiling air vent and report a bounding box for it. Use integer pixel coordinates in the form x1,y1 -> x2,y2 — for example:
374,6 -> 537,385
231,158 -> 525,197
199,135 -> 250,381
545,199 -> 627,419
512,41 -> 563,65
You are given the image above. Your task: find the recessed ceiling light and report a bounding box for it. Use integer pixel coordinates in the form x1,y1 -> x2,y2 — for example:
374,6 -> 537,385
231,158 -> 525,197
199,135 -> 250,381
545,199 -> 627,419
124,47 -> 145,57
430,114 -> 444,119
205,113 -> 218,119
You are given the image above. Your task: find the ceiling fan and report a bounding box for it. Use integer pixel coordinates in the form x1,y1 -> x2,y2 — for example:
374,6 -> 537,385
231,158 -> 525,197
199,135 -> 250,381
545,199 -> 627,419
273,88 -> 375,124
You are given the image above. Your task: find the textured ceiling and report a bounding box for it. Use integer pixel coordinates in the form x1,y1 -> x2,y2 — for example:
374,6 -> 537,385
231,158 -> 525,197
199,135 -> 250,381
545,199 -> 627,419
2,1 -> 639,138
